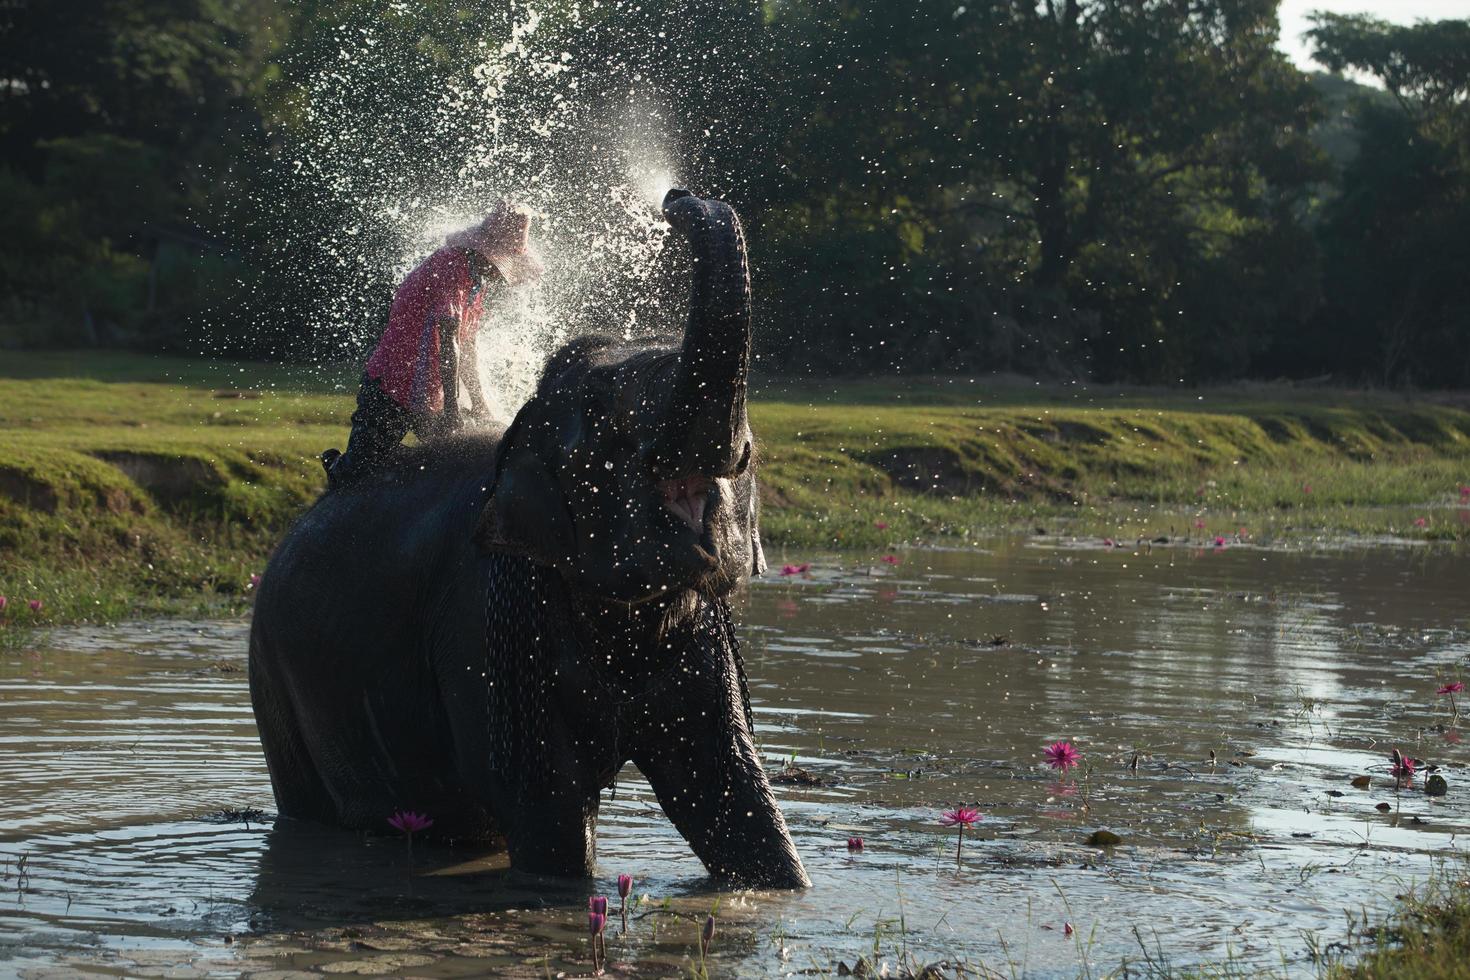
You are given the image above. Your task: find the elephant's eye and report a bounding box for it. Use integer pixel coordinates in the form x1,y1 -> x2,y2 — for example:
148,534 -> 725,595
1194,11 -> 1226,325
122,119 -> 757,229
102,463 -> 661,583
733,440 -> 752,477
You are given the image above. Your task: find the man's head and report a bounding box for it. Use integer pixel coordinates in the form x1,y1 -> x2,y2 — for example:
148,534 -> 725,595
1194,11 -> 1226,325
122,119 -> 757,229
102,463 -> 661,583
448,200 -> 544,285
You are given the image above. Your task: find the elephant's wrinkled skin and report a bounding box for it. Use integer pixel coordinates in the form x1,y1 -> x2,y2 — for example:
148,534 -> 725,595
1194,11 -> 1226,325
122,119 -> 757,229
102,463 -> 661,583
248,194 -> 809,888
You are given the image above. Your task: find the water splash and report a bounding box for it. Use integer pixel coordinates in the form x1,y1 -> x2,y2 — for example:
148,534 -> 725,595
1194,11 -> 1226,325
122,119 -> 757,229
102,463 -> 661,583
282,5 -> 693,422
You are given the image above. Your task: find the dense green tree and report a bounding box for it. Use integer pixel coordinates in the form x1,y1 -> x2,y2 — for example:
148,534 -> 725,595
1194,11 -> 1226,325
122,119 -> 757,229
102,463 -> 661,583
1305,14 -> 1470,386
753,0 -> 1327,380
0,1 -> 1464,386
0,0 -> 280,345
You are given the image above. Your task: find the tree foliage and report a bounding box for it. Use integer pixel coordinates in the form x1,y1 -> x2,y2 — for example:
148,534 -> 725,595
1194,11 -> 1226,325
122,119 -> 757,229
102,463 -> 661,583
0,1 -> 1464,385
1305,14 -> 1470,386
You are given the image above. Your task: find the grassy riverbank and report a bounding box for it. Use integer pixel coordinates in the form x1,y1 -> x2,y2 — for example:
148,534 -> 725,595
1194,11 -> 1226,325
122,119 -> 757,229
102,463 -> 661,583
1328,868 -> 1470,980
2,351 -> 1468,627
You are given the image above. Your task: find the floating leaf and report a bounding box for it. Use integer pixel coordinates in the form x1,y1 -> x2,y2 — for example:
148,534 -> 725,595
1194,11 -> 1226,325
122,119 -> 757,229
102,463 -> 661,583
1425,774 -> 1449,797
1350,775 -> 1371,788
1375,802 -> 1392,812
1086,830 -> 1123,846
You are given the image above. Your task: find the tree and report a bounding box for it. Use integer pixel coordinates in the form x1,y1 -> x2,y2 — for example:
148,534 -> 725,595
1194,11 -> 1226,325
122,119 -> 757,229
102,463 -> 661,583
1307,14 -> 1470,386
753,0 -> 1327,380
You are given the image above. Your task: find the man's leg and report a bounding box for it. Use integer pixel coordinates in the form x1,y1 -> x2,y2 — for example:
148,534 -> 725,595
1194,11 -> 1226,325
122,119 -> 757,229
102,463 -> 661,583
325,376 -> 411,487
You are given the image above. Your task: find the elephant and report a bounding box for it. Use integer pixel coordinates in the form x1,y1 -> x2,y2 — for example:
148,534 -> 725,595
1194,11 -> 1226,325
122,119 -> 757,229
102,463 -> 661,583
248,190 -> 809,889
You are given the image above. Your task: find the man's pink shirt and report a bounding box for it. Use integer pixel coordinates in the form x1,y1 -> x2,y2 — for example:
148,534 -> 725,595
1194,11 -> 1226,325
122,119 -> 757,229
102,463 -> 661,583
365,247 -> 487,412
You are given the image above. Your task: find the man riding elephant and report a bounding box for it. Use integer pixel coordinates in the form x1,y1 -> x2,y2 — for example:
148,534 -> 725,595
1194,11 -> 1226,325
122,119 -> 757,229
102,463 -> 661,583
324,200 -> 544,486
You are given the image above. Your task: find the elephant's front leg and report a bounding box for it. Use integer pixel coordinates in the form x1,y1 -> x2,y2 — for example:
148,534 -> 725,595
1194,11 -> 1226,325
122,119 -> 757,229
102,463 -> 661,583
501,789 -> 599,877
631,645 -> 810,888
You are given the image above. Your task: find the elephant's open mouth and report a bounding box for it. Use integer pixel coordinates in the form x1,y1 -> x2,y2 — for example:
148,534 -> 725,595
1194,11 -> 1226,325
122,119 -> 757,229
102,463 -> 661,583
658,475 -> 714,532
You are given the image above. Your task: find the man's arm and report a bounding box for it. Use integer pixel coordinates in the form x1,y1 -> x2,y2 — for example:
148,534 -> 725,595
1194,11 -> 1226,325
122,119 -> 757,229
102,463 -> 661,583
460,327 -> 488,417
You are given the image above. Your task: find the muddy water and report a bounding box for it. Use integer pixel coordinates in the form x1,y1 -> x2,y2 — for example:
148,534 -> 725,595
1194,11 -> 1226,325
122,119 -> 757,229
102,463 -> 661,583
2,540 -> 1468,977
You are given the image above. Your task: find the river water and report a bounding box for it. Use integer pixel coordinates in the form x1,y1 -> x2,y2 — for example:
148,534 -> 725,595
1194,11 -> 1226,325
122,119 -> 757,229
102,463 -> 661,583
2,538 -> 1467,977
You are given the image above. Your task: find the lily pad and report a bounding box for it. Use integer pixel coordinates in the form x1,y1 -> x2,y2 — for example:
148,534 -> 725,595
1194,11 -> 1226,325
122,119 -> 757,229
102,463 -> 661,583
320,954 -> 438,974
1350,775 -> 1371,788
1425,773 -> 1449,797
1086,829 -> 1123,847
1375,802 -> 1392,812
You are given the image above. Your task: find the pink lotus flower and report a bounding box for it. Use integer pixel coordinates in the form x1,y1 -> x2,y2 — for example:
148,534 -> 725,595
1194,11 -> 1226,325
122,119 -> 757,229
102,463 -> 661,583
881,554 -> 900,566
1102,538 -> 1115,548
1213,536 -> 1226,547
1414,517 -> 1428,528
27,599 -> 42,612
1044,740 -> 1081,772
940,807 -> 981,863
1064,922 -> 1074,937
0,596 -> 7,612
874,521 -> 889,530
1439,681 -> 1463,719
387,810 -> 433,835
616,873 -> 632,928
846,836 -> 864,852
1459,485 -> 1470,501
588,901 -> 608,972
1390,748 -> 1415,782
940,807 -> 982,827
779,562 -> 811,576
701,914 -> 716,958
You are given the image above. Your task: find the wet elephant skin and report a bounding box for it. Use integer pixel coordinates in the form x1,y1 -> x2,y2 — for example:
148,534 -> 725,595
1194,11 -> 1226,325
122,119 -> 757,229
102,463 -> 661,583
248,195 -> 808,889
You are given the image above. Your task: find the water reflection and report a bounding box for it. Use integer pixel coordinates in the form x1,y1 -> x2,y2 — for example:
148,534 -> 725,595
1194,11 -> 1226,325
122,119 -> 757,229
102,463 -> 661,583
1,539 -> 1467,976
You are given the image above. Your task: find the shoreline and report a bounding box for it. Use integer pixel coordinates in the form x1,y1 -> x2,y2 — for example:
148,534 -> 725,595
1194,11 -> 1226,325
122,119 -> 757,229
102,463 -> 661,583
2,351 -> 1467,630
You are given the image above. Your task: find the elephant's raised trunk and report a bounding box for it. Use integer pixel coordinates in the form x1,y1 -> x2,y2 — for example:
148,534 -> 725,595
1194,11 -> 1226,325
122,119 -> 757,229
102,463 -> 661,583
656,190 -> 752,477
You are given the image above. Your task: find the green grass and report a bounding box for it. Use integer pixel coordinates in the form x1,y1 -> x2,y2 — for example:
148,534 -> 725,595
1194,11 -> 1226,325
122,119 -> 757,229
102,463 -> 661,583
2,351 -> 1469,628
1326,867 -> 1470,980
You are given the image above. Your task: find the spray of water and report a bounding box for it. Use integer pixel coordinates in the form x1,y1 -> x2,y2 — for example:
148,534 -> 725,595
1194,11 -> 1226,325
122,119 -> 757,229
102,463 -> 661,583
281,5 -> 698,422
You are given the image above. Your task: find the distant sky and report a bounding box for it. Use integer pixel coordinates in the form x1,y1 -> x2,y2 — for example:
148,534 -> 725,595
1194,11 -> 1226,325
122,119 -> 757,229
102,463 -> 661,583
1277,0 -> 1468,71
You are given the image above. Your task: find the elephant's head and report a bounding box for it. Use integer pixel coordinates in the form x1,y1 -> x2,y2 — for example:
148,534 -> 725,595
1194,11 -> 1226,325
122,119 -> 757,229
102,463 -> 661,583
475,192 -> 765,604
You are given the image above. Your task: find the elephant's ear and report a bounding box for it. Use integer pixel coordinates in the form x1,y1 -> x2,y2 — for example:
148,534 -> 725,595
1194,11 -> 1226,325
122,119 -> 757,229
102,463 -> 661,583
473,419 -> 575,566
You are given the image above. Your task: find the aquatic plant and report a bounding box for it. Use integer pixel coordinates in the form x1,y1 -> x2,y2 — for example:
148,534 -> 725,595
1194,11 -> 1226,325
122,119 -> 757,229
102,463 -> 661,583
881,554 -> 901,566
1391,748 -> 1416,784
387,810 -> 433,836
1438,680 -> 1464,721
0,596 -> 7,612
1044,740 -> 1081,773
874,521 -> 889,530
1414,517 -> 1429,528
779,563 -> 811,576
847,836 -> 864,852
939,807 -> 981,863
27,599 -> 42,612
588,897 -> 608,974
701,913 -> 716,958
617,874 -> 632,930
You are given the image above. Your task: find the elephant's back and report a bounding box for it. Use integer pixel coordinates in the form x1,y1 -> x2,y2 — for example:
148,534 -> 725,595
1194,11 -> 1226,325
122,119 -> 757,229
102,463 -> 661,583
251,432 -> 502,651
